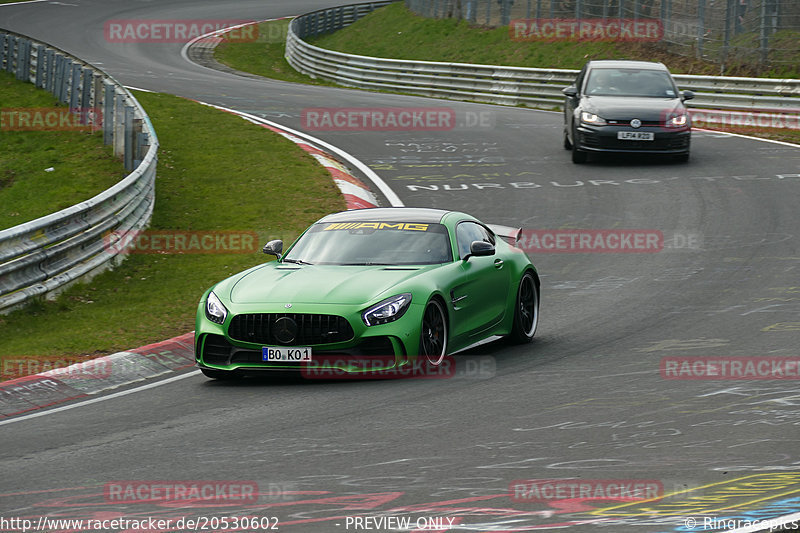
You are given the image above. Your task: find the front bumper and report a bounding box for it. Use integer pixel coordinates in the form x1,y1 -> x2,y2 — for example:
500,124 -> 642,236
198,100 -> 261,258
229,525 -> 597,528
195,298 -> 426,375
576,125 -> 691,154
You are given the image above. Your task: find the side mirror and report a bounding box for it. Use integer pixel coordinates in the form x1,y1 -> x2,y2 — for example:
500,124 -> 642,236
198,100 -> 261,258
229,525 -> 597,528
465,240 -> 495,260
262,239 -> 283,260
562,86 -> 578,98
682,90 -> 695,101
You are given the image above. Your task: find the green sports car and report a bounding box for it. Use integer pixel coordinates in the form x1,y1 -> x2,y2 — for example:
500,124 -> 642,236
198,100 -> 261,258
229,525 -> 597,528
195,207 -> 540,379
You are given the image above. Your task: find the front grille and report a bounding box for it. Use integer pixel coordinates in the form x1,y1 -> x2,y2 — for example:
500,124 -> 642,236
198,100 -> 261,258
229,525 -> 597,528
228,313 -> 354,345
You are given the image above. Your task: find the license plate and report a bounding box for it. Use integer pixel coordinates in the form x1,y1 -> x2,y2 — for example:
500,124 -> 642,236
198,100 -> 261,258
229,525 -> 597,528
262,346 -> 312,362
618,131 -> 654,141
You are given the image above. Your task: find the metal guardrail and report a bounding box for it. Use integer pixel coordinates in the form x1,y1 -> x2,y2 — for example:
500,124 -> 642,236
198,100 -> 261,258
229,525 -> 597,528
0,29 -> 158,314
285,1 -> 800,111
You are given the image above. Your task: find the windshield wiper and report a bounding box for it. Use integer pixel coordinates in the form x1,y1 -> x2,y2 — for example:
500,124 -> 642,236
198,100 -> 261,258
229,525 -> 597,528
282,258 -> 313,265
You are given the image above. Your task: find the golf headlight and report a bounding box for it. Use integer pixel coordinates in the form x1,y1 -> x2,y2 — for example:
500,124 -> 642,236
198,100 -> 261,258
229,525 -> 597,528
581,111 -> 607,125
363,293 -> 412,326
206,291 -> 228,324
667,114 -> 688,127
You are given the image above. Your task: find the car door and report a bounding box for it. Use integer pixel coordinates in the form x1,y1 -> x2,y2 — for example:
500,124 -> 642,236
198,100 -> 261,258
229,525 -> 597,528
448,221 -> 511,344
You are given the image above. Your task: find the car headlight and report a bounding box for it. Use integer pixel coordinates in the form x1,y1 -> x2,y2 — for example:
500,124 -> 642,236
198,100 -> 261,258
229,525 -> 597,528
581,111 -> 607,126
363,293 -> 412,326
667,114 -> 688,127
205,291 -> 228,324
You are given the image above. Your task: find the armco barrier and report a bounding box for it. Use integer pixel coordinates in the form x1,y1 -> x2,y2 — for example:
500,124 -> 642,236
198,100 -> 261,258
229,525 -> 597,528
285,1 -> 800,112
0,29 -> 158,314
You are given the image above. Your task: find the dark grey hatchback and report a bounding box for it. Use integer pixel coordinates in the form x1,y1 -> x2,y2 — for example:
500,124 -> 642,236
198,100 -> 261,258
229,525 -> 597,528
562,60 -> 694,163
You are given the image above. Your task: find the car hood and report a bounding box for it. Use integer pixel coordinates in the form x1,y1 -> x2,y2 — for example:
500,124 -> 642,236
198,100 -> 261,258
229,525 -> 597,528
582,96 -> 685,121
226,263 -> 430,306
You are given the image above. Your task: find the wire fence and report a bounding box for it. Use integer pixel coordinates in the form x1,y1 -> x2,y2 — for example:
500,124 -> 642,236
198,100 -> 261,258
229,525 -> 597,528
404,0 -> 800,70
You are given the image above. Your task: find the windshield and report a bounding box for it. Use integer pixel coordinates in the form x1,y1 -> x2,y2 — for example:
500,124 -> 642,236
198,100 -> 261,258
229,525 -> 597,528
585,68 -> 677,98
283,221 -> 453,265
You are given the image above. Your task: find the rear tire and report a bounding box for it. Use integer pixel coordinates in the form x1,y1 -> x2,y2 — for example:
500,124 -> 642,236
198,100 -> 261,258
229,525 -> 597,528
419,299 -> 448,365
509,271 -> 539,344
674,151 -> 690,163
563,130 -> 572,150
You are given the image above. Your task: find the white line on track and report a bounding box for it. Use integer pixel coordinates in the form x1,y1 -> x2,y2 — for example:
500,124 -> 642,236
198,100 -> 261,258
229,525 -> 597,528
0,0 -> 47,6
0,370 -> 200,426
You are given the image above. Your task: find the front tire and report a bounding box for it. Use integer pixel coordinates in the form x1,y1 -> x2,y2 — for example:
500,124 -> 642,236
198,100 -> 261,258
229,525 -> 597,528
572,143 -> 587,164
571,127 -> 587,163
509,271 -> 539,343
419,299 -> 448,365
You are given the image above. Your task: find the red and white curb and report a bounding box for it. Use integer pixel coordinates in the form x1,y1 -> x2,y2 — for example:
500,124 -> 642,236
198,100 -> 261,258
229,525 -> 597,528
0,333 -> 196,419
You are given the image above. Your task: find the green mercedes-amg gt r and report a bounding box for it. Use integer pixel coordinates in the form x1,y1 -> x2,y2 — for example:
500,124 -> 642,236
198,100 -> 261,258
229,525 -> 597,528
195,207 -> 540,379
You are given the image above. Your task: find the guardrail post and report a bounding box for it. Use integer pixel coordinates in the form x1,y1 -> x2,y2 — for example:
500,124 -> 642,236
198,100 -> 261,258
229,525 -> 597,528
0,34 -> 6,71
103,82 -> 115,145
44,49 -> 55,92
34,44 -> 45,87
5,35 -> 15,74
53,54 -> 64,99
80,67 -> 92,119
124,105 -> 135,171
60,57 -> 72,103
136,131 -> 147,168
114,90 -> 125,158
15,38 -> 29,82
69,63 -> 82,109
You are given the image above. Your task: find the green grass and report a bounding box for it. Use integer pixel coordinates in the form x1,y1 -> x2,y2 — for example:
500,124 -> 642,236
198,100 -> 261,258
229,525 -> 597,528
0,90 -> 345,363
0,71 -> 124,229
309,3 -> 800,78
214,19 -> 335,86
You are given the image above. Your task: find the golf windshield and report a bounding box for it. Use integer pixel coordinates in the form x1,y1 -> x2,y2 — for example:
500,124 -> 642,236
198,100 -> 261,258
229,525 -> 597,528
283,222 -> 452,265
586,68 -> 677,98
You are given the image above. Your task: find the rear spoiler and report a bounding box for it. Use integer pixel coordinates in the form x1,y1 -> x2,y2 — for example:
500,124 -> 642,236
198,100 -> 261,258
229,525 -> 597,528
487,224 -> 522,246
